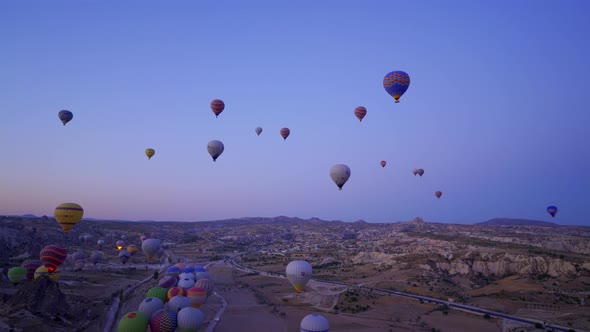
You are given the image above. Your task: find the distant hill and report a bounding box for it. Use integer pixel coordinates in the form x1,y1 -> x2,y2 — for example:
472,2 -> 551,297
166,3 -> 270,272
21,214 -> 38,218
479,218 -> 559,227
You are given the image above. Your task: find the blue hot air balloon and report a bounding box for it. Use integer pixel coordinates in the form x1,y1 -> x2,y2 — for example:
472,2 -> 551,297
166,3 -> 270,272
58,110 -> 74,126
383,71 -> 410,103
547,206 -> 558,218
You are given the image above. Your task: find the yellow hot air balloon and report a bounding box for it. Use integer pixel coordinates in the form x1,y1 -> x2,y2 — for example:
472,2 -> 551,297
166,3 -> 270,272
34,266 -> 61,281
54,203 -> 84,233
145,148 -> 155,160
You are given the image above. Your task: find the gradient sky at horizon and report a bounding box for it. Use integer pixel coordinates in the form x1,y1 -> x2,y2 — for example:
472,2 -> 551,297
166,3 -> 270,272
1,1 -> 589,225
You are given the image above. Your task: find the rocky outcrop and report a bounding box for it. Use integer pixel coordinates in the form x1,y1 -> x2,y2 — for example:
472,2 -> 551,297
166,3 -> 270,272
6,275 -> 70,316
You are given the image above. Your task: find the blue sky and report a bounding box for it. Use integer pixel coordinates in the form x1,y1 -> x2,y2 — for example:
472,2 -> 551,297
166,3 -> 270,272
1,1 -> 588,225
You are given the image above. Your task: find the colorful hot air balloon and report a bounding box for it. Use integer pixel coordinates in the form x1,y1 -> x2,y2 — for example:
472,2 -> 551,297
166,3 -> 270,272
207,140 -> 224,162
145,148 -> 155,160
417,169 -> 424,177
167,286 -> 188,302
150,309 -> 177,332
286,260 -> 312,293
138,297 -> 164,322
119,250 -> 131,264
127,244 -> 138,255
177,307 -> 205,331
142,238 -> 161,259
187,287 -> 207,308
255,127 -> 263,136
54,203 -> 84,233
383,70 -> 410,103
21,260 -> 42,281
167,295 -> 192,312
166,266 -> 181,277
34,266 -> 61,281
210,99 -> 225,118
354,106 -> 367,122
158,276 -> 177,289
280,127 -> 290,140
435,191 -> 442,199
194,279 -> 214,297
146,287 -> 168,304
330,164 -> 351,190
40,244 -> 67,273
300,314 -> 330,332
547,206 -> 558,217
7,267 -> 27,285
380,160 -> 386,168
58,110 -> 73,126
117,311 -> 149,332
116,240 -> 126,251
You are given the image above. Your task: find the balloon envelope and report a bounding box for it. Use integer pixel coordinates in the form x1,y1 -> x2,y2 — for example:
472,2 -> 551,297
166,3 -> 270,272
146,287 -> 167,304
330,164 -> 351,190
380,161 -> 386,168
21,260 -> 42,281
354,106 -> 367,122
177,307 -> 205,331
58,110 -> 73,126
138,297 -> 164,322
547,206 -> 558,217
417,169 -> 424,177
34,266 -> 60,281
8,267 -> 27,284
280,127 -> 290,140
210,99 -> 225,117
207,140 -> 224,162
54,203 -> 84,233
117,311 -> 148,332
145,148 -> 155,160
255,127 -> 263,136
435,191 -> 442,199
142,238 -> 161,259
286,260 -> 312,293
40,245 -> 67,273
300,314 -> 330,332
116,240 -> 126,251
383,70 -> 410,103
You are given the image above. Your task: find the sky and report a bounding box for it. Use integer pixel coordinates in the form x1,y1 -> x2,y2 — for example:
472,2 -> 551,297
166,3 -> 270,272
1,1 -> 589,225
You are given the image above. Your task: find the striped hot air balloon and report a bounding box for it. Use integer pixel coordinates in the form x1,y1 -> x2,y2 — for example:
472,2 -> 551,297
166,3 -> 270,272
210,99 -> 225,118
354,106 -> 367,122
194,279 -> 214,297
167,286 -> 187,302
146,287 -> 167,304
40,245 -> 67,273
177,307 -> 205,331
54,203 -> 84,233
187,287 -> 207,308
383,70 -> 410,103
21,260 -> 42,281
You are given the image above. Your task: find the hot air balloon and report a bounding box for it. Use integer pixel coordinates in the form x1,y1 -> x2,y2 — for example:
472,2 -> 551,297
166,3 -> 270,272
97,239 -> 105,248
286,260 -> 312,293
117,311 -> 149,332
168,295 -> 192,312
255,127 -> 263,136
158,276 -> 177,289
8,267 -> 27,285
90,252 -> 102,265
195,271 -> 209,280
412,169 -> 418,176
178,277 -> 195,290
330,164 -> 351,190
147,287 -> 168,304
383,70 -> 410,103
166,266 -> 180,277
142,238 -> 161,259
175,262 -> 186,270
380,161 -> 387,168
150,309 -> 177,332
547,206 -> 558,217
40,245 -> 67,273
156,247 -> 165,259
187,287 -> 207,308
34,266 -> 61,281
140,236 -> 148,242
83,234 -> 93,242
167,287 -> 188,302
207,140 -> 224,162
127,244 -> 138,255
74,259 -> 86,271
194,265 -> 206,272
300,314 -> 330,332
354,106 -> 367,122
54,203 -> 84,233
116,240 -> 125,251
72,251 -> 86,261
210,99 -> 225,118
121,234 -> 128,240
181,266 -> 195,274
58,110 -> 73,126
119,250 -> 131,264
177,307 -> 205,331
435,191 -> 442,199
21,260 -> 42,281
145,148 -> 155,160
417,169 -> 424,177
280,127 -> 290,140
194,279 -> 214,297
138,297 -> 164,321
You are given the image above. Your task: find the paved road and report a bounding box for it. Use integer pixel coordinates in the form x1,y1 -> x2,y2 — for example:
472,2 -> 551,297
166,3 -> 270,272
228,253 -> 576,332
